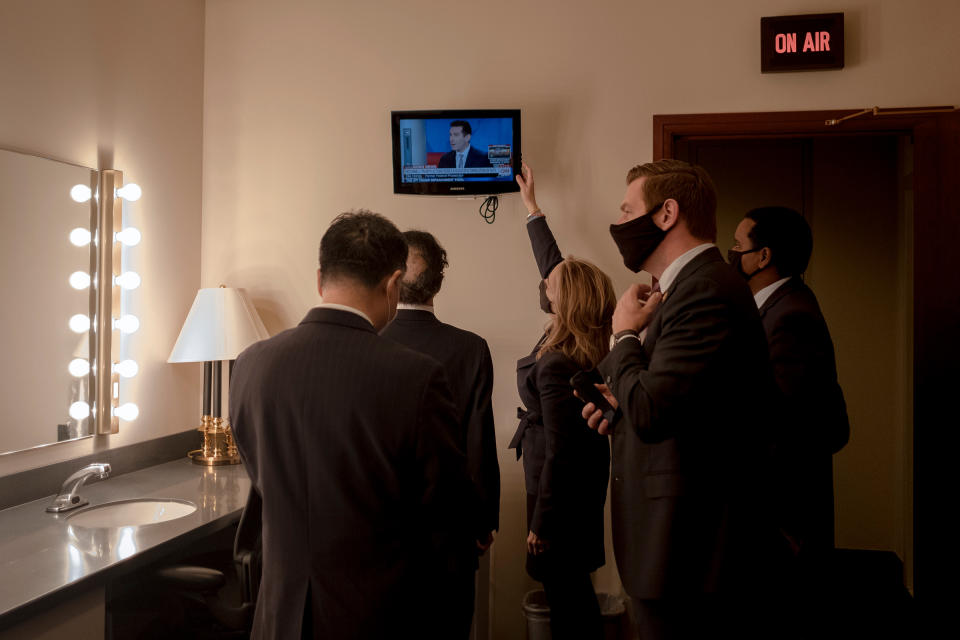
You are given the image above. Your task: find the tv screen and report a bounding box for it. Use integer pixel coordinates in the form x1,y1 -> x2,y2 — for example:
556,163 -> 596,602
391,109 -> 521,196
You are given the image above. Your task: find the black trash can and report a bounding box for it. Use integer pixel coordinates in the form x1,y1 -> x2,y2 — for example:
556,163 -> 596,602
521,589 -> 626,640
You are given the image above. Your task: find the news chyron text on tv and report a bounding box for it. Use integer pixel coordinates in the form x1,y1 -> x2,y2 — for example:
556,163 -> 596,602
391,109 -> 521,196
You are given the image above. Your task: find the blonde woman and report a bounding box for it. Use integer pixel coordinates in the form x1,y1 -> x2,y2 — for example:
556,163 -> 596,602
508,163 -> 612,640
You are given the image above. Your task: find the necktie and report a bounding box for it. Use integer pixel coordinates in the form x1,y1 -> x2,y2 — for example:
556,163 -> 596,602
457,153 -> 465,169
640,279 -> 661,345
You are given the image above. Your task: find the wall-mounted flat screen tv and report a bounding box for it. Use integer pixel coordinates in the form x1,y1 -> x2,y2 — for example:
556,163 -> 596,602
391,109 -> 521,196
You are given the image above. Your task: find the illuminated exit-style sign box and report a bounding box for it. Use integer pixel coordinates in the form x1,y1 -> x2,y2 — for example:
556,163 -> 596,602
761,13 -> 844,73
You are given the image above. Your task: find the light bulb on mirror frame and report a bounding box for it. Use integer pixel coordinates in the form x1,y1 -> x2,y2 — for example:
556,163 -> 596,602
70,228 -> 92,247
114,359 -> 139,378
69,401 -> 90,420
115,183 -> 142,202
69,271 -> 91,290
114,314 -> 140,334
69,314 -> 91,333
115,227 -> 141,247
68,359 -> 90,377
114,271 -> 141,290
70,185 -> 92,203
114,403 -> 139,421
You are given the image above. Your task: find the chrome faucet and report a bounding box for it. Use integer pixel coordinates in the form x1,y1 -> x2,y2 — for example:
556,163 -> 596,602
46,463 -> 111,513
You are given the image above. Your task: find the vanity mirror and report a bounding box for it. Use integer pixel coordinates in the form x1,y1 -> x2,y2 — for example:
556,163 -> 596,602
0,147 -> 141,456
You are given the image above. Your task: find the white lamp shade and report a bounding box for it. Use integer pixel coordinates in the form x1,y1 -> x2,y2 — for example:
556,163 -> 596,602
168,287 -> 269,363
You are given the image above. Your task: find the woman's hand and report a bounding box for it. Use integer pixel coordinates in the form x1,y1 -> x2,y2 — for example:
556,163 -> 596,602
527,530 -> 547,555
516,161 -> 540,215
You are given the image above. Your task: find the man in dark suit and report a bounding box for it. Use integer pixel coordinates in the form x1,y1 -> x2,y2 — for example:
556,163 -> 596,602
437,120 -> 492,169
380,229 -> 500,638
583,160 -> 780,639
728,206 -> 849,555
230,211 -> 473,640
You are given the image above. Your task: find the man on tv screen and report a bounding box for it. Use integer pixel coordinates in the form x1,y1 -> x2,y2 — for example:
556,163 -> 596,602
437,120 -> 492,169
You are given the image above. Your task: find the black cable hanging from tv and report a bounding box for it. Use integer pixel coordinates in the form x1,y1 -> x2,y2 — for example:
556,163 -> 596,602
479,195 -> 498,224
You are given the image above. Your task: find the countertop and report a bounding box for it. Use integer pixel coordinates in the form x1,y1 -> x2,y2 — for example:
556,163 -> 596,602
0,458 -> 251,626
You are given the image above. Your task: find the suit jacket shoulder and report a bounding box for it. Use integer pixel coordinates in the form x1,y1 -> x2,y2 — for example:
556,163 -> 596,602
382,311 -> 490,380
533,349 -> 580,384
761,278 -> 823,323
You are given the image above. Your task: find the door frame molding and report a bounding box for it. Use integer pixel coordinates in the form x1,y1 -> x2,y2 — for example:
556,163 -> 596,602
652,107 -> 960,602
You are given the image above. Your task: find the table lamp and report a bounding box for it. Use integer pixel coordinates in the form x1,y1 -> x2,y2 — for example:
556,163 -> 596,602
168,286 -> 268,465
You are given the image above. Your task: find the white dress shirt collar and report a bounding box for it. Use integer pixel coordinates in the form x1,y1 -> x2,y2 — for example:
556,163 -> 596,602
658,243 -> 715,295
397,303 -> 435,313
316,302 -> 373,326
754,276 -> 792,309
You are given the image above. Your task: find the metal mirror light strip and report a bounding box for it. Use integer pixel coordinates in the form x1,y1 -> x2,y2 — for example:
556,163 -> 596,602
85,169 -> 99,441
95,170 -> 123,435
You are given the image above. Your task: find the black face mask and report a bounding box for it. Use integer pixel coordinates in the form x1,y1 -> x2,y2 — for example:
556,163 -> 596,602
538,279 -> 553,314
609,202 -> 666,273
726,247 -> 766,280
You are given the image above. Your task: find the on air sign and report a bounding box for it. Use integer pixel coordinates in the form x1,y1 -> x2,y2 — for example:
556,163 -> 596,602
761,13 -> 844,73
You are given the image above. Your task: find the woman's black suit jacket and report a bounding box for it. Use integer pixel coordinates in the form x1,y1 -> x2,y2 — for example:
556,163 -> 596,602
515,348 -> 610,576
508,215 -> 610,576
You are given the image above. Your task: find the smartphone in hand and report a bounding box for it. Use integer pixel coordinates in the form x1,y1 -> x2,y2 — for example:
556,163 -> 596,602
570,370 -> 617,427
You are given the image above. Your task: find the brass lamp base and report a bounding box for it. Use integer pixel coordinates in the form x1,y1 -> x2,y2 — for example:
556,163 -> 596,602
188,415 -> 241,466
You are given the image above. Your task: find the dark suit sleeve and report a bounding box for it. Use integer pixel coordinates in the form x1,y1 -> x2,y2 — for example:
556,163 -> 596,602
229,350 -> 260,491
414,364 -> 475,566
526,216 -> 564,279
466,341 -> 500,536
599,278 -> 732,444
437,151 -> 454,168
769,310 -> 850,454
530,355 -> 581,541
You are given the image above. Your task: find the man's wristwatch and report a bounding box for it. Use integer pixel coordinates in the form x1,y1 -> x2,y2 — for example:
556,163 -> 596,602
613,329 -> 639,343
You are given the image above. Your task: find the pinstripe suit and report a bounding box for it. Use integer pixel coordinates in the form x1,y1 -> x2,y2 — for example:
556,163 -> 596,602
231,307 -> 474,640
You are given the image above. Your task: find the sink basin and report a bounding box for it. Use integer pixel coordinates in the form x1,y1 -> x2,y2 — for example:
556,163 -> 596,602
66,499 -> 197,528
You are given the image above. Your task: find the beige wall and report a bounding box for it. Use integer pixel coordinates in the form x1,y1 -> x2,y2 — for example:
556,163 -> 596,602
203,0 -> 958,636
0,0 -> 205,476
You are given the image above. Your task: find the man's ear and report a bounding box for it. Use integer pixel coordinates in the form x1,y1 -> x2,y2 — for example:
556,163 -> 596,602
384,269 -> 404,298
758,247 -> 773,269
657,198 -> 680,231
317,268 -> 323,298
